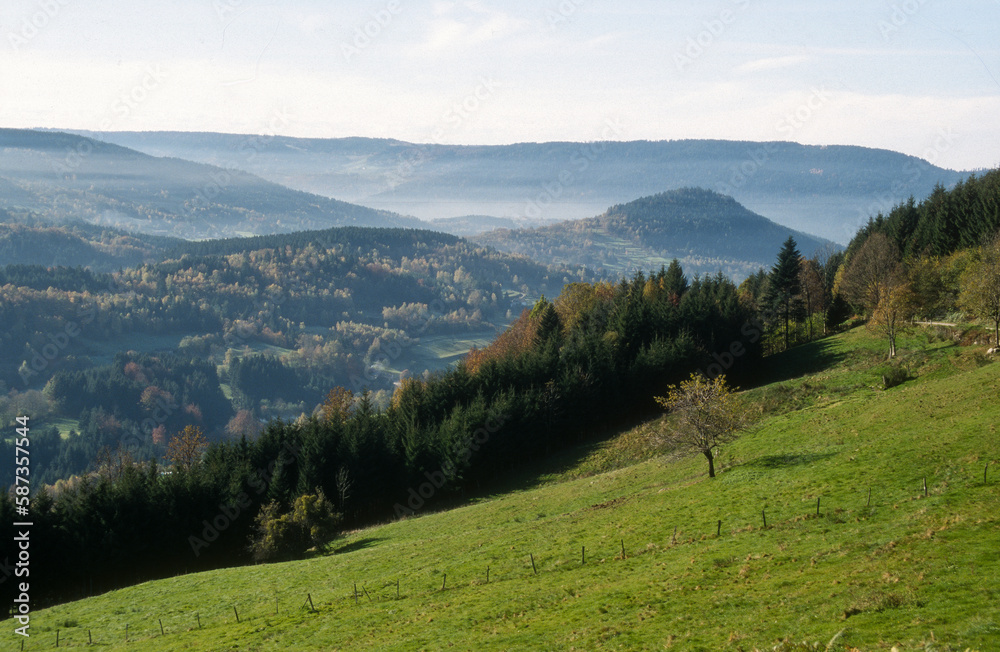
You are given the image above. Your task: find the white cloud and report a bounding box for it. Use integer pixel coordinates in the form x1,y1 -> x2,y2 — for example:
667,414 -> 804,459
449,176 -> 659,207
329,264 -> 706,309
407,2 -> 533,56
734,55 -> 810,73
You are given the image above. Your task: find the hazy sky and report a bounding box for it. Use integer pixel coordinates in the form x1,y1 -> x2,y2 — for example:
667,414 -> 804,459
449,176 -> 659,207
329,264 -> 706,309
2,0 -> 998,170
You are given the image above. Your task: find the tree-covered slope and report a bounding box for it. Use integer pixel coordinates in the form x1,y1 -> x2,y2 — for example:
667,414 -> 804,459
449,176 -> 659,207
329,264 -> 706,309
476,188 -> 835,280
23,327 -> 1000,650
846,168 -> 1000,259
0,211 -> 182,270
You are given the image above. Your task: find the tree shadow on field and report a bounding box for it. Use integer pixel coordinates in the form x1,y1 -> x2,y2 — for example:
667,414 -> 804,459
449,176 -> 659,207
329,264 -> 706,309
332,537 -> 385,555
749,452 -> 837,469
750,336 -> 847,387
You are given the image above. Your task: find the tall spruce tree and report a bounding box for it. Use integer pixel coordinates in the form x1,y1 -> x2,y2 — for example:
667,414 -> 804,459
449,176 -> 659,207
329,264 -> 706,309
662,259 -> 689,304
767,236 -> 804,350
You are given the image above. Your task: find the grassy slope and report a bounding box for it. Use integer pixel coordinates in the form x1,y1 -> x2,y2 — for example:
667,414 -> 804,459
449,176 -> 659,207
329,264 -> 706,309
27,328 -> 1000,651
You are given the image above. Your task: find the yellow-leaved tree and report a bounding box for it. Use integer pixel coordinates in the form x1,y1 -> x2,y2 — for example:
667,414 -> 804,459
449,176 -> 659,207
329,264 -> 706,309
654,374 -> 758,478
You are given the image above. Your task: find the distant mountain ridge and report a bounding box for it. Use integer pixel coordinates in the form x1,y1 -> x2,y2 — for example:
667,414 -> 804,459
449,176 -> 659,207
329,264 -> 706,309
0,129 -> 426,240
476,188 -> 834,280
67,131 -> 970,244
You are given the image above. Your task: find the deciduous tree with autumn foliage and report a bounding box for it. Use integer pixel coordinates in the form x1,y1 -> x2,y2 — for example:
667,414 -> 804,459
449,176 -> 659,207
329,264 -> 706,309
654,374 -> 758,478
165,424 -> 209,470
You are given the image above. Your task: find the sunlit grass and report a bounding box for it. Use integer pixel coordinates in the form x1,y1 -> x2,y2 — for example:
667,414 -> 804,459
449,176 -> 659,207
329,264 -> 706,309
31,327 -> 1000,650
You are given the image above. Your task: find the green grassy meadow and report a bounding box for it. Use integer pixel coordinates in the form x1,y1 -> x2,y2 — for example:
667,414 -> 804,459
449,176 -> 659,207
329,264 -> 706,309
23,327 -> 1000,650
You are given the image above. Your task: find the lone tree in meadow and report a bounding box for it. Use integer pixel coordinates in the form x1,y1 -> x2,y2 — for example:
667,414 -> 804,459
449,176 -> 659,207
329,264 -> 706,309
838,233 -> 911,358
654,374 -> 758,478
868,271 -> 914,359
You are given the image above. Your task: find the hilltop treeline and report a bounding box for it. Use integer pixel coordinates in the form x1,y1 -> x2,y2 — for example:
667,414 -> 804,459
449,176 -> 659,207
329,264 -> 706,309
0,262 -> 757,607
847,169 -> 1000,259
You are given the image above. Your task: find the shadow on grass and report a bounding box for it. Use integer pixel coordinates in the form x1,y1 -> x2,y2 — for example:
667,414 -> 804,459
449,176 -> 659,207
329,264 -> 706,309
751,336 -> 848,387
750,452 -> 838,469
332,537 -> 385,555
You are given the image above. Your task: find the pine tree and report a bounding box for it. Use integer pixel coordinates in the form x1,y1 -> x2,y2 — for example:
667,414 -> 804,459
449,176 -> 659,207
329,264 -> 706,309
766,236 -> 803,350
662,259 -> 688,304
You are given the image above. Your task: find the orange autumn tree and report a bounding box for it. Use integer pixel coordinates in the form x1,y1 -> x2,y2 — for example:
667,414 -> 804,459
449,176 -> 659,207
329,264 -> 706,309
321,387 -> 354,425
165,425 -> 208,470
464,309 -> 535,374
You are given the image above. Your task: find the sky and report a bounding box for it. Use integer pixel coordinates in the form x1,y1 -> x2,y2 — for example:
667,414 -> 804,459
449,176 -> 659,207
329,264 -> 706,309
1,0 -> 998,171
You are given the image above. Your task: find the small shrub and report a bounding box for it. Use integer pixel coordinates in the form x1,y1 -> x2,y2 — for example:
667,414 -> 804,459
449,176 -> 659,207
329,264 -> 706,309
877,362 -> 910,389
250,489 -> 341,562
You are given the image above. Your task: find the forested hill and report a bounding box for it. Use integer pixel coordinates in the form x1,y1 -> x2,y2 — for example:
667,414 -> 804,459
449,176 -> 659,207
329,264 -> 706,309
0,129 -> 426,239
168,225 -> 463,258
71,131 -> 968,243
476,188 -> 834,280
0,223 -> 588,494
0,211 -> 183,271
